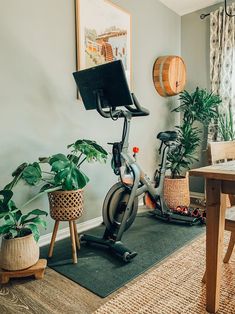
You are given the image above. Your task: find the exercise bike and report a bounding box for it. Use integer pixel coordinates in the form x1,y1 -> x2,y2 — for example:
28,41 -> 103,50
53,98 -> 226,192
73,60 -> 200,262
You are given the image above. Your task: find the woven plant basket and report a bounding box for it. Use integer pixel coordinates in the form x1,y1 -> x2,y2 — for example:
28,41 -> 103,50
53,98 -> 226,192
163,173 -> 190,209
0,233 -> 39,271
48,189 -> 84,221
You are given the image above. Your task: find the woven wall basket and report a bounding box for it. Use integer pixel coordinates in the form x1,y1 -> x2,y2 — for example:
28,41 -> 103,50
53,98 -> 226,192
48,189 -> 84,221
163,174 -> 190,209
0,233 -> 39,271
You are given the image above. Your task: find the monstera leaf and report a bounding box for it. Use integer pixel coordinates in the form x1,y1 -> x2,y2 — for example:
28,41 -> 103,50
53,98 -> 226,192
68,139 -> 108,163
4,163 -> 28,190
49,154 -> 89,190
22,162 -> 42,185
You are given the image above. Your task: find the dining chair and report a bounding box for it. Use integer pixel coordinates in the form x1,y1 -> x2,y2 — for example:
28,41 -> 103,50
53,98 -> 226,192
207,141 -> 235,263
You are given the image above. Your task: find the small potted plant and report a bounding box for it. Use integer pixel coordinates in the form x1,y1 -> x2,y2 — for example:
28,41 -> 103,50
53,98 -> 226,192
5,139 -> 108,221
0,190 -> 47,271
164,87 -> 222,209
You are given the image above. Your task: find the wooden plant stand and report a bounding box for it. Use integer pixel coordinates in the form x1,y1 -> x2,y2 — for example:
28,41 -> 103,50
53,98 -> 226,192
48,220 -> 80,264
0,259 -> 47,284
48,190 -> 83,264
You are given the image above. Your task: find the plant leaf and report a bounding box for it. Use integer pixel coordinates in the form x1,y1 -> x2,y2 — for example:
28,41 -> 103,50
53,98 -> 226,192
0,223 -> 15,235
49,154 -> 68,165
25,224 -> 40,242
24,216 -> 47,229
22,162 -> 42,185
20,209 -> 47,225
51,160 -> 70,172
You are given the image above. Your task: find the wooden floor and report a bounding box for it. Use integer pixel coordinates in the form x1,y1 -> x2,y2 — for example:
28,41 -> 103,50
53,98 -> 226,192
0,245 -> 190,314
0,207 -> 153,314
0,267 -> 106,314
0,256 -> 171,314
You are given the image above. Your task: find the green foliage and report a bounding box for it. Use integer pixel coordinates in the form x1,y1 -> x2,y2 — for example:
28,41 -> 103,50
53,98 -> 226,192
175,88 -> 221,125
6,138 -> 108,192
67,139 -> 108,163
167,125 -> 201,178
0,190 -> 47,242
218,106 -> 235,141
1,139 -> 107,241
167,88 -> 222,178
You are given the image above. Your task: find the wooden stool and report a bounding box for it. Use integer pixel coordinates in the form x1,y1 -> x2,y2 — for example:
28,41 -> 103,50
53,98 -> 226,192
48,220 -> 80,264
0,259 -> 47,284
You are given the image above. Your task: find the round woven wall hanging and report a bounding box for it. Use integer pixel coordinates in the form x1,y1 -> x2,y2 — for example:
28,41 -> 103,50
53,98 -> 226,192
152,56 -> 186,97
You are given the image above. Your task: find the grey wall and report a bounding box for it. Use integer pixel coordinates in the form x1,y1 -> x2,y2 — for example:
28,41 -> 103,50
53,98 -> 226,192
0,0 -> 181,236
181,8 -> 210,192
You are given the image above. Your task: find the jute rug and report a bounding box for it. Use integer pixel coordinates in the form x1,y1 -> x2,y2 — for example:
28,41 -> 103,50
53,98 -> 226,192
95,232 -> 235,314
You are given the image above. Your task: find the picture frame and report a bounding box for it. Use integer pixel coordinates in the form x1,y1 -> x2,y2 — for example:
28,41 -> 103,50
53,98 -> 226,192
75,0 -> 131,87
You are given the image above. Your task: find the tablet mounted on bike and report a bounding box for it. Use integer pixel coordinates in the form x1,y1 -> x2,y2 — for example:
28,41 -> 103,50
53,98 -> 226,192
73,60 -> 133,109
73,60 -> 149,118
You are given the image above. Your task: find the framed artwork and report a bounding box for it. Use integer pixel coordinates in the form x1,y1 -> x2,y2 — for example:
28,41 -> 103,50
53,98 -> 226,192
75,0 -> 131,87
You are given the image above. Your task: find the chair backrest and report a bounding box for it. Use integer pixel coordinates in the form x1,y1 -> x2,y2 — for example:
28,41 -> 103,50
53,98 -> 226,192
207,141 -> 235,207
207,141 -> 235,165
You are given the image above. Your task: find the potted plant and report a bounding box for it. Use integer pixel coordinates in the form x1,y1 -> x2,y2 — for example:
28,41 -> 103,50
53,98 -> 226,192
0,190 -> 47,271
5,139 -> 108,221
164,87 -> 222,209
217,106 -> 235,141
0,139 -> 107,266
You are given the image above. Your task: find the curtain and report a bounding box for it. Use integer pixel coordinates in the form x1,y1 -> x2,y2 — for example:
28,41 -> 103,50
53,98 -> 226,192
209,3 -> 235,140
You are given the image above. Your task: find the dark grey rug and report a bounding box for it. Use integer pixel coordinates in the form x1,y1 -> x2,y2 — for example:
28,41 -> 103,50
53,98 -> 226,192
40,213 -> 205,297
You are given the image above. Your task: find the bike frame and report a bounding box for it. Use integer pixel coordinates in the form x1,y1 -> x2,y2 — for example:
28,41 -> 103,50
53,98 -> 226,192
115,111 -> 170,241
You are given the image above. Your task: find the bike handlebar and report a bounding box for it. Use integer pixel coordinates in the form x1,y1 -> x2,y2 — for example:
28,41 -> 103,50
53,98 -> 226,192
124,94 -> 150,117
95,91 -> 150,119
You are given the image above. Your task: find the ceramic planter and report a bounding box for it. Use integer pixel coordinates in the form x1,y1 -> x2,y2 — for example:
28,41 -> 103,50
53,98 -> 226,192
0,233 -> 39,271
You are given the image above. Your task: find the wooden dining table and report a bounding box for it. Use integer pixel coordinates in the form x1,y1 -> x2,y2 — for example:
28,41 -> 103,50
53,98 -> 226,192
190,160 -> 235,313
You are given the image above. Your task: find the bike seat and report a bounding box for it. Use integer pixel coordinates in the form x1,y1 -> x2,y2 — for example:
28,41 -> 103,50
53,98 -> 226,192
157,131 -> 177,142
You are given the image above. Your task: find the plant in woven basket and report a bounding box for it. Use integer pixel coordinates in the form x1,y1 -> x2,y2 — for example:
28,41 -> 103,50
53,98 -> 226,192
0,190 -> 47,242
5,139 -> 108,193
2,139 -> 107,232
167,87 -> 222,178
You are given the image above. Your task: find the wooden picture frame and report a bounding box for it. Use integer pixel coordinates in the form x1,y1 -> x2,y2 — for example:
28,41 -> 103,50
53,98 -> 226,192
75,0 -> 131,87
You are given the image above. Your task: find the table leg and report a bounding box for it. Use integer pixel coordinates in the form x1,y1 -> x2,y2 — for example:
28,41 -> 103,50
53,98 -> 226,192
206,179 -> 226,313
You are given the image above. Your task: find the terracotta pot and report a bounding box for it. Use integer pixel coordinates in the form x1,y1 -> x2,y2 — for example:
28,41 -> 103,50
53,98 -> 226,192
0,233 -> 39,271
48,189 -> 84,221
163,174 -> 190,209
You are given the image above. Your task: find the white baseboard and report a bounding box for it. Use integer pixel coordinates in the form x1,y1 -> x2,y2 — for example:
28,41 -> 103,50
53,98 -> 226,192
38,216 -> 103,247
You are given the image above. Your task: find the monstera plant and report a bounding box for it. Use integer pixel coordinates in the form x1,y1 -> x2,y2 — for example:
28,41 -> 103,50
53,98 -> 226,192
0,139 -> 108,270
5,139 -> 108,193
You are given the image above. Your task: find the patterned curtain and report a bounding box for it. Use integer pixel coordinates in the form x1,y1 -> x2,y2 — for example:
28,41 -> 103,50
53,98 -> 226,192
209,3 -> 235,140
